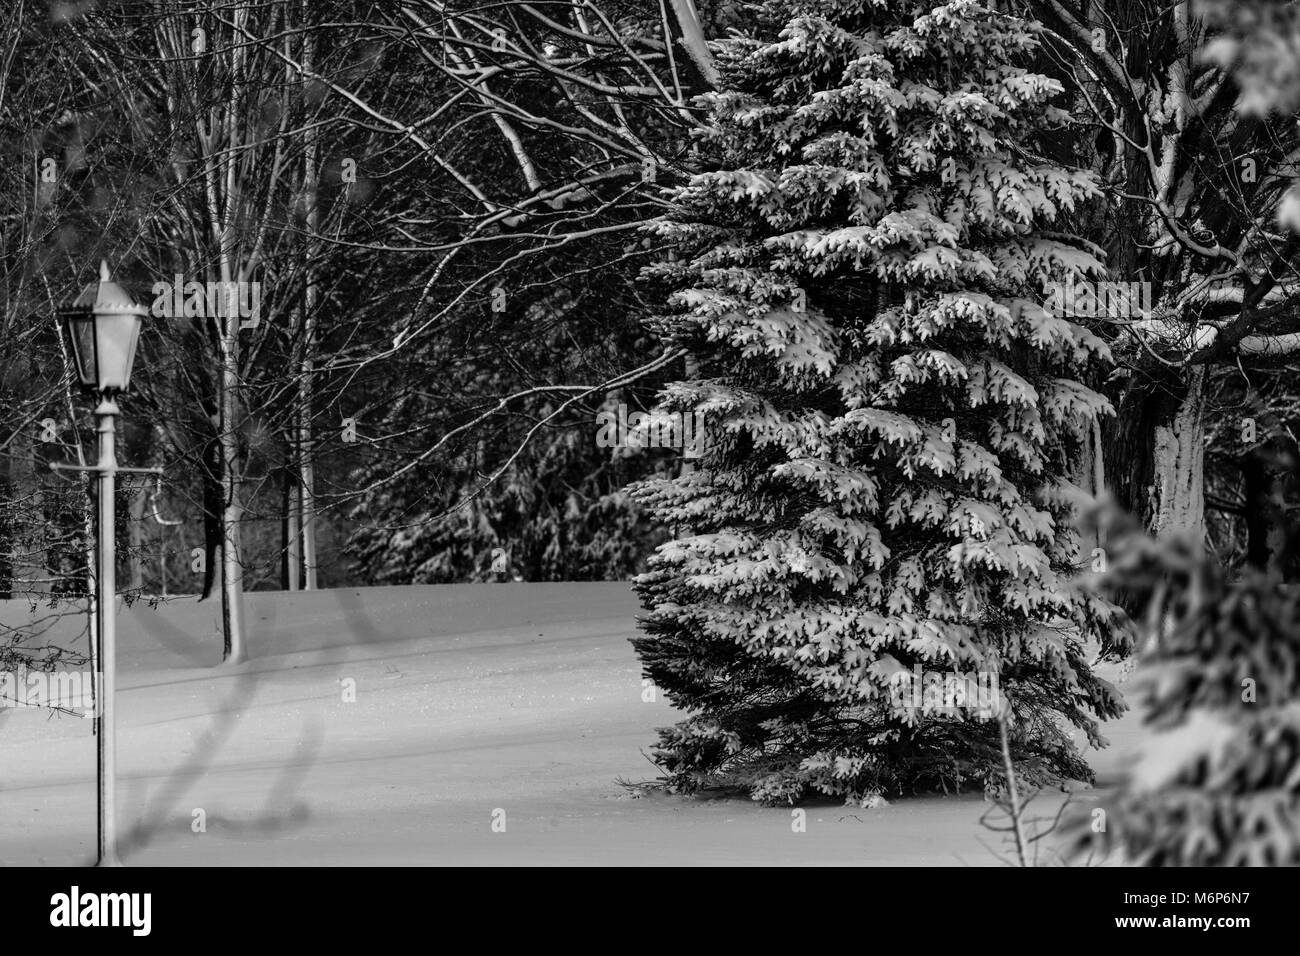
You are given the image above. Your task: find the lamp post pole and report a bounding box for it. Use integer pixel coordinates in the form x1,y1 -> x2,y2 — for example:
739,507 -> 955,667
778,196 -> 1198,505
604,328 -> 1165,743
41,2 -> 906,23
95,397 -> 120,867
54,261 -> 155,867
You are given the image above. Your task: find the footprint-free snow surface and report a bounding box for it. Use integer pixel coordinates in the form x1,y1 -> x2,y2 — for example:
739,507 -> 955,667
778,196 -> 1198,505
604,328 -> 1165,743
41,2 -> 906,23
0,584 -> 1140,865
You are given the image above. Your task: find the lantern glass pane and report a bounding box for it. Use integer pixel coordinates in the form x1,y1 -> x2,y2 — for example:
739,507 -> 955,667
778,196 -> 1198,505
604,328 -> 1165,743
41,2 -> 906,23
94,312 -> 142,391
67,313 -> 97,387
122,312 -> 142,388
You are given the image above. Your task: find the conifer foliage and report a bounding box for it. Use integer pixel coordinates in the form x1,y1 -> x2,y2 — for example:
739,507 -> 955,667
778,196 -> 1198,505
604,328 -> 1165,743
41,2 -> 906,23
1067,511 -> 1300,865
631,0 -> 1129,802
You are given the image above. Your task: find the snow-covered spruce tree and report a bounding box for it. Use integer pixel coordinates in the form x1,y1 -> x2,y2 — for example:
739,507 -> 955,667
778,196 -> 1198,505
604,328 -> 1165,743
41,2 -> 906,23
630,0 -> 1129,803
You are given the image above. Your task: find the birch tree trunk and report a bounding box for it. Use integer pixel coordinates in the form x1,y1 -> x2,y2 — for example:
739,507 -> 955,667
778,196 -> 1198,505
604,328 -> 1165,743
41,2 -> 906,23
298,12 -> 320,591
216,263 -> 248,663
203,3 -> 251,664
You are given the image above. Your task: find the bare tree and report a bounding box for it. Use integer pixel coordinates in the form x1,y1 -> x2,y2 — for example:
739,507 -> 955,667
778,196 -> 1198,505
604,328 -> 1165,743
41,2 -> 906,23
1029,0 -> 1300,543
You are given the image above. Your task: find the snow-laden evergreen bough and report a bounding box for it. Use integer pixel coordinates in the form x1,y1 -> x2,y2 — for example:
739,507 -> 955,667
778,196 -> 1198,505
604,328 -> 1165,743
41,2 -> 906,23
1065,512 -> 1300,866
631,0 -> 1131,803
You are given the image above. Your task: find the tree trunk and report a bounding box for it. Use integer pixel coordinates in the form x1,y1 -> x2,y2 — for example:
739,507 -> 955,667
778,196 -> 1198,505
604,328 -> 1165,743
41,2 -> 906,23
283,459 -> 300,590
298,14 -> 320,591
0,477 -> 10,601
298,362 -> 318,591
1069,415 -> 1107,557
1105,362 -> 1207,544
1240,437 -> 1300,577
665,0 -> 718,91
1241,447 -> 1272,570
197,3 -> 251,664
218,284 -> 249,664
1149,366 -> 1206,542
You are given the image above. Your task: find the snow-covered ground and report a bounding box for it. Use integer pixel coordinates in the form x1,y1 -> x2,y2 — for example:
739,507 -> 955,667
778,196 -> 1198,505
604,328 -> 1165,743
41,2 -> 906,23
0,584 -> 1142,865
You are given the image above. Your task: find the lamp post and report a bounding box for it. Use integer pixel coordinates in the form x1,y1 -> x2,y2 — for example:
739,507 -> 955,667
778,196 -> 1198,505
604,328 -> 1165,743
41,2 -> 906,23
55,260 -> 155,867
